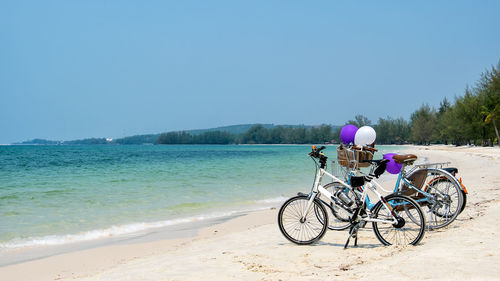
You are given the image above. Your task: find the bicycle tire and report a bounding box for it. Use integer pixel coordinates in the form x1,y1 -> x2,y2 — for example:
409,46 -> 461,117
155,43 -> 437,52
278,195 -> 328,245
461,190 -> 467,213
371,194 -> 425,246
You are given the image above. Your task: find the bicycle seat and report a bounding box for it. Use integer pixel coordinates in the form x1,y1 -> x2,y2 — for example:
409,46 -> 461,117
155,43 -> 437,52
392,154 -> 417,164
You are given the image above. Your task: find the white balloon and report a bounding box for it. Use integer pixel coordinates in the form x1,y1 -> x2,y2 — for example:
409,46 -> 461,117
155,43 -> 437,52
354,126 -> 376,146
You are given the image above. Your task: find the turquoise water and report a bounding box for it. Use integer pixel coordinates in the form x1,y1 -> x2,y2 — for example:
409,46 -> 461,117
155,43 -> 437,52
0,144 -> 400,249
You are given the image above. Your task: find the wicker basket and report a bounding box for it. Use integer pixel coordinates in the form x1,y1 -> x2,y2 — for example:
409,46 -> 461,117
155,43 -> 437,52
337,146 -> 373,168
356,149 -> 373,168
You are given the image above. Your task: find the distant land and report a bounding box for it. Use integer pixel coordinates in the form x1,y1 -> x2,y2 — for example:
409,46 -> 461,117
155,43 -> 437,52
16,124 -> 340,145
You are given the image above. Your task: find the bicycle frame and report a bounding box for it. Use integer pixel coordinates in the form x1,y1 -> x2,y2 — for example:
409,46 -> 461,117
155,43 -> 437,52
304,167 -> 398,225
393,171 -> 433,204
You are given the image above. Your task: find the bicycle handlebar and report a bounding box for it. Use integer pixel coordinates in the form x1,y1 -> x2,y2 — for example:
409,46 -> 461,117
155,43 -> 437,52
309,145 -> 328,168
309,145 -> 326,157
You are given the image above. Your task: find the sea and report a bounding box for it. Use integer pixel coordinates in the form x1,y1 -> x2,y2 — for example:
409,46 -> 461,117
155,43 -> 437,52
0,144 -> 403,263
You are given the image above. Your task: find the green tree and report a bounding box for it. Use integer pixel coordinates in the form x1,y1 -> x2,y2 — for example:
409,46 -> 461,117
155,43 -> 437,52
410,104 -> 436,145
434,97 -> 452,144
194,131 -> 234,144
309,125 -> 333,143
241,125 -> 270,144
375,117 -> 410,144
156,131 -> 192,144
439,105 -> 461,145
454,88 -> 485,145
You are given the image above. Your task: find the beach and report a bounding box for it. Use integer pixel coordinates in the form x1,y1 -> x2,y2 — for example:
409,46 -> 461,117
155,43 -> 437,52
1,145 -> 500,280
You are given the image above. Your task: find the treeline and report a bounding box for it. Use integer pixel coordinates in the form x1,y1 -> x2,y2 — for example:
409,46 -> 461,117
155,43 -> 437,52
113,134 -> 159,145
64,138 -> 109,145
156,131 -> 235,144
240,125 -> 335,144
155,125 -> 337,144
155,121 -> 411,145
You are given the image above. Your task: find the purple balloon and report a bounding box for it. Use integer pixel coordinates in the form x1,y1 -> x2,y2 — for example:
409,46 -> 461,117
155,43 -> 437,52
340,124 -> 358,144
383,153 -> 402,175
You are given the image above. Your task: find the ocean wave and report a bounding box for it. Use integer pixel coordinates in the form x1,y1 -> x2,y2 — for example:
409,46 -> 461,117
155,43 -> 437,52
0,210 -> 244,250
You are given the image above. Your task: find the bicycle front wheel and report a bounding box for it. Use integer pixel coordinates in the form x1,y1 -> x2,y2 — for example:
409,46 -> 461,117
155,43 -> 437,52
278,195 -> 328,245
371,194 -> 425,246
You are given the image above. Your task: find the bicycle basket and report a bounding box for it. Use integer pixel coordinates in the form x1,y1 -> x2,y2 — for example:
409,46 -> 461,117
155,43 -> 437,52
337,146 -> 356,168
331,160 -> 349,181
355,150 -> 373,168
337,146 -> 373,168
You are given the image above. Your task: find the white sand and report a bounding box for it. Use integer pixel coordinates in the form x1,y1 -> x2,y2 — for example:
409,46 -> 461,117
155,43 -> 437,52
1,145 -> 499,280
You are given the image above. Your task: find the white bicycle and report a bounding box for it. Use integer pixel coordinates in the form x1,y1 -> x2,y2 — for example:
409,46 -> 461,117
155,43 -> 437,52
277,146 -> 426,248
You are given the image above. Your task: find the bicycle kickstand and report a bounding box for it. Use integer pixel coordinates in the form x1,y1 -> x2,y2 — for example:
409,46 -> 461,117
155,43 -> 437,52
344,223 -> 360,249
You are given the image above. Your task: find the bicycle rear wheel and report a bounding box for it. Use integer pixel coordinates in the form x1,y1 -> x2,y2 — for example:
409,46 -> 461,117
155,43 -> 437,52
424,168 -> 464,229
278,195 -> 328,245
371,194 -> 425,246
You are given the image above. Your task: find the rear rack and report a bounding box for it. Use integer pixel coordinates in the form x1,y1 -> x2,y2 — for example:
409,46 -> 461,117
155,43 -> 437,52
414,162 -> 451,168
405,162 -> 451,177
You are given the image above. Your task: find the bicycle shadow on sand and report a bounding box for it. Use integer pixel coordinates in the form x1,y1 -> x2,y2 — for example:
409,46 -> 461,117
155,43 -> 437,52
316,240 -> 383,249
277,241 -> 383,249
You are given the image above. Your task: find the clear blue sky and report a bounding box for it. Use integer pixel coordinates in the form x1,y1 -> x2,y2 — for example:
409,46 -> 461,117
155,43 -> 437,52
1,1 -> 499,143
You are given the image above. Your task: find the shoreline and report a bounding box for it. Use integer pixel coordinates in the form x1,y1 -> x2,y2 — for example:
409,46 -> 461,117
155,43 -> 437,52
2,145 -> 499,280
